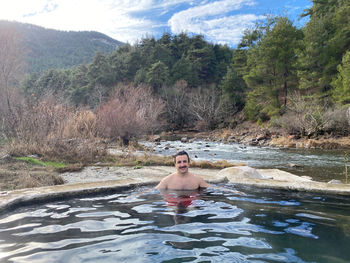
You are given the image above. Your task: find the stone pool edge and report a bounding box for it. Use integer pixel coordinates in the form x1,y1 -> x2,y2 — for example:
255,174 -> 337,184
1,167 -> 350,213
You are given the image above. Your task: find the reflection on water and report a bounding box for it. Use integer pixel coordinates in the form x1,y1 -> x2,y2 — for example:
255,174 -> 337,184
141,140 -> 348,182
1,186 -> 350,262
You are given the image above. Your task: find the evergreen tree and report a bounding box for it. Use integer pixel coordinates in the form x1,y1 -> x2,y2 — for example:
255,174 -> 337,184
244,17 -> 301,120
87,52 -> 113,87
146,61 -> 169,92
298,0 -> 350,93
332,50 -> 350,104
170,55 -> 192,85
220,67 -> 245,110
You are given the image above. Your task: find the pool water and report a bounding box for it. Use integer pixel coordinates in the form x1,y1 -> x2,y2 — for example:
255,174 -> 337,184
1,186 -> 350,263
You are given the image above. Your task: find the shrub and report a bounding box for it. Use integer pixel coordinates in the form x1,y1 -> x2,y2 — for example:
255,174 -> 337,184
188,85 -> 231,130
161,80 -> 193,130
3,96 -> 107,163
332,50 -> 350,105
62,109 -> 97,139
275,92 -> 350,136
323,107 -> 350,135
96,84 -> 164,144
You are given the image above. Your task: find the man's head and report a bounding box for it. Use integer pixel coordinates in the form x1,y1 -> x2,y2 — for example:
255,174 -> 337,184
173,151 -> 190,163
173,151 -> 190,175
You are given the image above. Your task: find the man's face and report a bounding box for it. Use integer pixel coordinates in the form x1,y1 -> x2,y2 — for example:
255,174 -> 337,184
175,154 -> 189,175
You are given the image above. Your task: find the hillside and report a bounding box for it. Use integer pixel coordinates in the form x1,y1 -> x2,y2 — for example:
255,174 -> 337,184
0,20 -> 124,72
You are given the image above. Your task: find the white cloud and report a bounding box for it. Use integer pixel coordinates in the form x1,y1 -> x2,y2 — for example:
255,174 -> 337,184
0,0 -> 50,20
1,0 -> 264,46
0,0 -> 164,43
194,14 -> 255,45
168,0 -> 260,45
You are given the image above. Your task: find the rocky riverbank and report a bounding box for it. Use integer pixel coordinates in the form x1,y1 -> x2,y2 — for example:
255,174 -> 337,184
148,122 -> 350,150
1,120 -> 349,192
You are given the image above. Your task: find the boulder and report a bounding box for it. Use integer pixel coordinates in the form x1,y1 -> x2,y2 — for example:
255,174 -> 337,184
227,136 -> 236,142
328,179 -> 342,184
217,166 -> 314,183
217,166 -> 266,181
296,142 -> 304,148
249,139 -> 259,146
256,134 -> 266,141
150,135 -> 161,142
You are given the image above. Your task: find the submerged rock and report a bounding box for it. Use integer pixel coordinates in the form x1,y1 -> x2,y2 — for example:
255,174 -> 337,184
328,179 -> 342,184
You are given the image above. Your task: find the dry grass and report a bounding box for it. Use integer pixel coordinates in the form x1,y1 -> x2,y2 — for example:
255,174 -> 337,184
191,159 -> 246,169
0,161 -> 64,191
16,172 -> 64,189
6,138 -> 109,164
113,153 -> 174,167
3,98 -> 110,164
111,152 -> 245,169
62,110 -> 98,139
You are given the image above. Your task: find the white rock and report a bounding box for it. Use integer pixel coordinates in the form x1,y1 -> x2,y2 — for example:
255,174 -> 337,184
217,166 -> 266,180
328,179 -> 342,184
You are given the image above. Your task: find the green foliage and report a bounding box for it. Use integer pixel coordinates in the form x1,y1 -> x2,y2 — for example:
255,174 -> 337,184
22,69 -> 71,98
170,56 -> 193,84
244,85 -> 279,122
332,50 -> 350,104
219,67 -> 245,110
298,0 -> 350,92
146,61 -> 169,92
21,32 -> 233,110
242,17 -> 301,120
15,157 -> 66,168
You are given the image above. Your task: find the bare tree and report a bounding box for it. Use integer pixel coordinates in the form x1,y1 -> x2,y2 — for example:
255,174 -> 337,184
188,85 -> 229,130
0,22 -> 27,113
161,80 -> 192,130
96,84 -> 164,145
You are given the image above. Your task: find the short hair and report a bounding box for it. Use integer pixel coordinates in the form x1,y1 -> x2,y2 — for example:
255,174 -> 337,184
173,150 -> 190,163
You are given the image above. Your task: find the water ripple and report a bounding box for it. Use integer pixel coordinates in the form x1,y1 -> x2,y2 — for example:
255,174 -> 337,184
1,186 -> 349,262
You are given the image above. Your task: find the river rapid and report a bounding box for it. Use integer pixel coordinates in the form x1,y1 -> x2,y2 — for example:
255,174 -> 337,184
141,140 -> 348,183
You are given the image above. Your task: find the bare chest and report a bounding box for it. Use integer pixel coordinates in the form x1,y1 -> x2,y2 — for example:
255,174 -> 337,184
167,176 -> 200,190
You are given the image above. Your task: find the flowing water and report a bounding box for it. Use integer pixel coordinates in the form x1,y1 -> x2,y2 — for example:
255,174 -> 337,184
0,186 -> 350,263
141,140 -> 348,182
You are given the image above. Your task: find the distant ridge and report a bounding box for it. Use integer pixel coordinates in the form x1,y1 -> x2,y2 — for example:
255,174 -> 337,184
0,20 -> 124,73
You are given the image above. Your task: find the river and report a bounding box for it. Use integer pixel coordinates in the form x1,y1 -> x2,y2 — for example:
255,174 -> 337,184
141,140 -> 348,183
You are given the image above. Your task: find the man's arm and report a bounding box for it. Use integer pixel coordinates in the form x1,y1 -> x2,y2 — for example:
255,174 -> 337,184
199,177 -> 211,188
155,175 -> 170,189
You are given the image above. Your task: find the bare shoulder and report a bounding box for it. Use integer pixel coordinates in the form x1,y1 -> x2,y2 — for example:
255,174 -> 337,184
191,173 -> 205,181
191,173 -> 210,188
155,173 -> 175,189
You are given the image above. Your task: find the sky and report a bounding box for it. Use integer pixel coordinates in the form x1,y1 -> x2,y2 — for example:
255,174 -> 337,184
0,0 -> 312,47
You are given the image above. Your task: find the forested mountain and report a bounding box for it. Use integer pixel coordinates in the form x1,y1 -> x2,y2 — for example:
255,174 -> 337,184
0,20 -> 123,72
22,33 -> 233,109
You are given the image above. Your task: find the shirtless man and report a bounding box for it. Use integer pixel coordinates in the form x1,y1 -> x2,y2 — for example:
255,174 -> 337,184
155,151 -> 210,190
